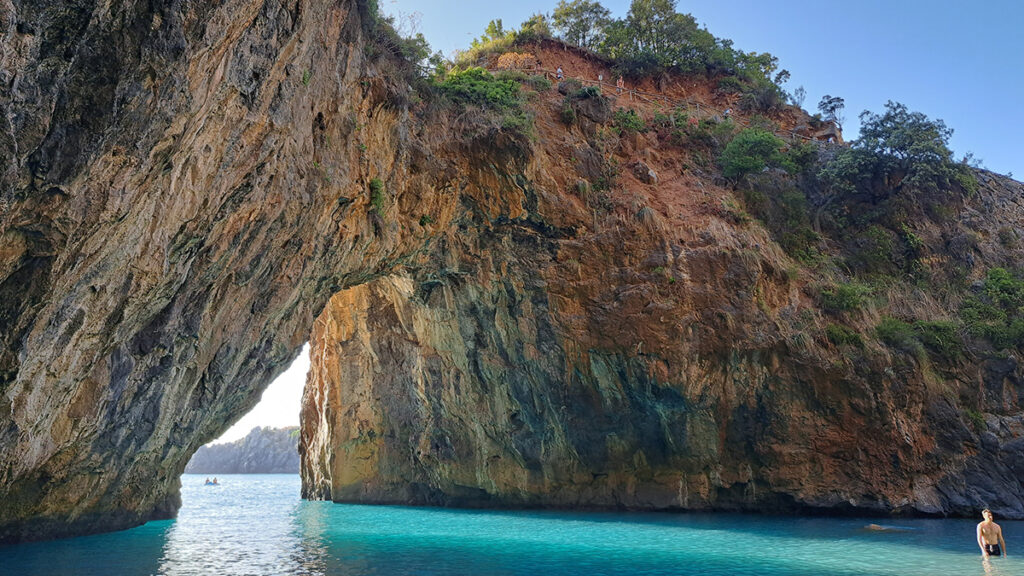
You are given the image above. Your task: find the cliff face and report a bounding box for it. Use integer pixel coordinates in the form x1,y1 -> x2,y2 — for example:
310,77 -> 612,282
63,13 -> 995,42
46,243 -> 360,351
2,0 -> 1023,545
300,68 -> 1024,516
186,427 -> 299,474
0,0 -> 458,542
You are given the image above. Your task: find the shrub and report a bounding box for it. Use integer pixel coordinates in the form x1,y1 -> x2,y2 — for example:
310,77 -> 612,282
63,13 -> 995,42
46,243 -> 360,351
560,100 -> 577,125
719,128 -> 788,180
717,76 -> 744,94
501,110 -> 533,134
850,225 -> 895,274
914,320 -> 961,359
876,317 -> 919,352
738,79 -> 786,114
651,110 -> 672,129
612,108 -> 646,134
963,409 -> 986,433
961,268 -> 1024,350
526,75 -> 552,91
826,324 -> 864,348
821,282 -> 871,313
785,141 -> 818,174
495,69 -> 528,83
369,178 -> 386,214
557,78 -> 583,94
876,316 -> 962,361
437,67 -> 521,109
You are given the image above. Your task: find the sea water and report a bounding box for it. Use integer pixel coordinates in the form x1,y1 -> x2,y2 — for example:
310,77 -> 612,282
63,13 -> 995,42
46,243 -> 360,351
1,474 -> 1021,576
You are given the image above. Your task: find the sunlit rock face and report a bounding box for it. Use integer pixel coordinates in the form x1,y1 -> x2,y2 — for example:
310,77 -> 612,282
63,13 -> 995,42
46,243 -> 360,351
299,65 -> 1024,516
0,0 -> 455,542
3,0 -> 1024,546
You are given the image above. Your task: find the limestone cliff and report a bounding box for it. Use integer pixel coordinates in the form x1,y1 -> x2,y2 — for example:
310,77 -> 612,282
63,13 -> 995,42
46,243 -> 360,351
2,0 -> 1023,545
299,49 -> 1024,516
0,0 -> 455,542
185,426 -> 299,474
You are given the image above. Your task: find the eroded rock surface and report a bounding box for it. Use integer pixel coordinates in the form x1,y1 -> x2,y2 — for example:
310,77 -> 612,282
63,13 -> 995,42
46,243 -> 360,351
0,0 -> 453,542
3,0 -> 1024,545
299,57 -> 1024,517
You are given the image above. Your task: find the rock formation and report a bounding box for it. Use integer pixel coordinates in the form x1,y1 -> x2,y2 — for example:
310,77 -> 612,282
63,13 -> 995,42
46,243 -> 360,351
0,0 -> 454,542
2,0 -> 1023,545
299,46 -> 1024,518
185,426 -> 299,474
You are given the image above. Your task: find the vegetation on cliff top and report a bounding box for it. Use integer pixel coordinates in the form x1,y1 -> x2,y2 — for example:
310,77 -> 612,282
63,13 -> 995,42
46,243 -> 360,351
452,0 -> 789,107
364,0 -> 1007,367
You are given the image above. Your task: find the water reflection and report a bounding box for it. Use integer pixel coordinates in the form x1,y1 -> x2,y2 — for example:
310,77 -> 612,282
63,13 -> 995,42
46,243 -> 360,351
157,475 -> 307,575
290,500 -> 331,575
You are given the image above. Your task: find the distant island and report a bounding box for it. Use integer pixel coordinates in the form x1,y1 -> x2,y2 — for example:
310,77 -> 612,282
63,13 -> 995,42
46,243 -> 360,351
185,427 -> 300,474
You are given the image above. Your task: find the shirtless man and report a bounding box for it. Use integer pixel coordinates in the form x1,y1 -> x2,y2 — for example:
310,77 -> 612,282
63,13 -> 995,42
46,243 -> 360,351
977,509 -> 1008,557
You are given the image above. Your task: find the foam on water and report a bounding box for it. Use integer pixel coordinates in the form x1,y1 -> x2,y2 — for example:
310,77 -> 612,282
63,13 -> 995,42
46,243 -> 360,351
1,474 -> 1020,575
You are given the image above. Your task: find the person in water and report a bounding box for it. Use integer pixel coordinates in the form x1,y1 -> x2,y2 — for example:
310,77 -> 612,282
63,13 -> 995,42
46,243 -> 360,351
977,509 -> 1007,557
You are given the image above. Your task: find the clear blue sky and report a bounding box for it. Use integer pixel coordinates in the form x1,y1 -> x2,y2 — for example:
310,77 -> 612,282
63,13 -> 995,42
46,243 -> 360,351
383,0 -> 1023,179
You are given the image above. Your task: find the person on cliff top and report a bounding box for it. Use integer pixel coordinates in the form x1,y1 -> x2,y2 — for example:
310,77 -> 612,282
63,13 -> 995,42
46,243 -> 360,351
977,509 -> 1007,557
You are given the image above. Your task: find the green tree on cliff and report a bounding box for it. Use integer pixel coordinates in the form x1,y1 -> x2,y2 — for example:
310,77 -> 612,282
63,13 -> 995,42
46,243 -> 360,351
817,95 -> 845,129
720,128 -> 791,180
552,0 -> 611,49
517,12 -> 553,42
820,101 -> 974,199
472,19 -> 513,48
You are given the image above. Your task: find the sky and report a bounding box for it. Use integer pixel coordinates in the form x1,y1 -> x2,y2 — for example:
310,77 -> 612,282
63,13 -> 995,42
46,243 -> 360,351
381,0 -> 1024,178
215,1 -> 1022,442
214,344 -> 309,443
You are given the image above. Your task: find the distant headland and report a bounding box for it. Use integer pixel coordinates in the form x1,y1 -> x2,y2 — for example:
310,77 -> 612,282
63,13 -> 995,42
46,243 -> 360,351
186,427 -> 299,474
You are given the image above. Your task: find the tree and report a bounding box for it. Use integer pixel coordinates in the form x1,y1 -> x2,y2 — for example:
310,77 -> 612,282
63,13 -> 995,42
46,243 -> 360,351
517,13 -> 552,42
625,0 -> 679,54
552,0 -> 611,49
817,101 -> 974,208
720,128 -> 791,180
817,95 -> 845,129
854,100 -> 968,195
471,19 -> 511,48
791,86 -> 806,108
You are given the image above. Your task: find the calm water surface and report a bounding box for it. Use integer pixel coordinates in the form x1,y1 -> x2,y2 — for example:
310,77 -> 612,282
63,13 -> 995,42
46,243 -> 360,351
1,474 -> 1021,575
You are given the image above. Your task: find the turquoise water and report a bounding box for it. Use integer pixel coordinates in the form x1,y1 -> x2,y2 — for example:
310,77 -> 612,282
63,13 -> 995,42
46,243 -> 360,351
1,474 -> 1021,575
